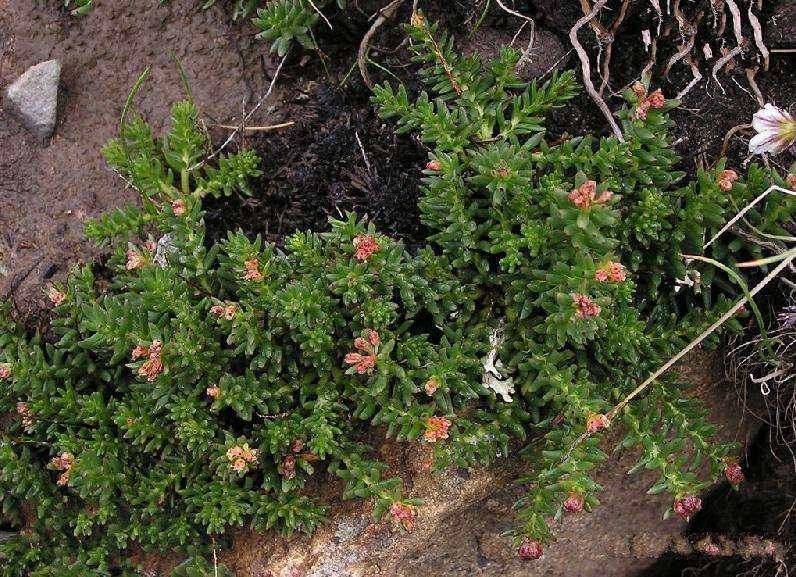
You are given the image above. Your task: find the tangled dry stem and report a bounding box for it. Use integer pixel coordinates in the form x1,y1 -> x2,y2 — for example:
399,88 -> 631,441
569,0 -> 625,142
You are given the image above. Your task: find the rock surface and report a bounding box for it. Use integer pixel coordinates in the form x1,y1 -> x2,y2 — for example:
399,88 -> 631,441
5,59 -> 61,140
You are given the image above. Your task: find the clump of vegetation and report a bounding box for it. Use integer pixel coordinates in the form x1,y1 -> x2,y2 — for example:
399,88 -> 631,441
1,16 -> 793,575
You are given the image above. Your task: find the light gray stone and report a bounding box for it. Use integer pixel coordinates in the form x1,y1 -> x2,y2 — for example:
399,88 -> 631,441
5,59 -> 61,140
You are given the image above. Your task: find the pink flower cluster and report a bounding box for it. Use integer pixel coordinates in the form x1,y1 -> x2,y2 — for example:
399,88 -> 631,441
518,538 -> 543,560
353,234 -> 380,261
631,82 -> 666,120
226,443 -> 259,473
568,180 -> 612,209
171,199 -> 186,216
344,329 -> 380,374
724,461 -> 745,486
673,494 -> 702,521
210,303 -> 237,320
243,258 -> 263,281
0,364 -> 11,380
572,293 -> 601,319
131,339 -> 164,382
47,286 -> 66,306
206,386 -> 221,399
16,402 -> 35,431
425,159 -> 441,171
49,452 -> 75,487
424,377 -> 439,395
563,492 -> 585,513
423,416 -> 451,443
389,502 -> 416,532
586,413 -> 610,434
717,169 -> 739,192
126,248 -> 147,271
595,261 -> 626,283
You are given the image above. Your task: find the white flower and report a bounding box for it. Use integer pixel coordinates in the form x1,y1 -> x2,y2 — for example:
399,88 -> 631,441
748,104 -> 796,155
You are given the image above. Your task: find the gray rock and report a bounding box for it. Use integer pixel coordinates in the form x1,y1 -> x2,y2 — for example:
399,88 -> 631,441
5,59 -> 61,140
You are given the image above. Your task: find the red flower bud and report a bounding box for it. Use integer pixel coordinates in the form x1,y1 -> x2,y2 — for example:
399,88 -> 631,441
724,462 -> 745,486
425,160 -> 441,171
563,492 -> 585,513
673,494 -> 702,521
518,539 -> 543,560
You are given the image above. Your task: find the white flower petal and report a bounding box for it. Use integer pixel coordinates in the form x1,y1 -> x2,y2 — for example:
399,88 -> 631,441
749,131 -> 784,154
751,103 -> 791,133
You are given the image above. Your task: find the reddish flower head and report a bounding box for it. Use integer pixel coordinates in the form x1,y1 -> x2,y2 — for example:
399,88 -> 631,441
423,416 -> 451,443
724,461 -> 745,486
126,249 -> 146,271
646,88 -> 666,108
568,180 -> 612,209
718,169 -> 739,192
595,261 -> 626,283
278,455 -> 297,479
787,173 -> 796,190
171,199 -> 186,216
673,494 -> 702,521
353,234 -> 380,261
573,293 -> 601,319
390,502 -> 416,531
426,159 -> 441,171
206,386 -> 221,399
345,352 -> 376,374
243,259 -> 263,281
132,340 -> 164,381
563,492 -> 585,513
586,413 -> 610,434
425,377 -> 439,395
518,538 -> 543,560
47,286 -> 66,306
0,364 -> 11,380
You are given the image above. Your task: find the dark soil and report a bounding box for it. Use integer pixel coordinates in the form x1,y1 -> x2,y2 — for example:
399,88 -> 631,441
1,0 -> 794,575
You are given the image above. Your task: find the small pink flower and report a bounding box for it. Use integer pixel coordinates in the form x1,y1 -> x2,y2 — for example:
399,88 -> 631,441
144,240 -> 158,252
344,352 -> 376,374
47,286 -> 66,306
595,261 -> 626,283
223,305 -> 237,321
243,259 -> 263,281
646,88 -> 665,108
126,249 -> 146,271
226,446 -> 244,460
291,439 -> 305,453
353,337 -> 369,351
703,542 -> 721,556
138,357 -> 163,382
345,331 -> 380,373
673,494 -> 702,521
0,364 -> 11,379
278,455 -> 297,479
423,416 -> 451,443
50,451 -> 75,486
586,413 -> 610,434
631,82 -> 647,99
724,462 -> 745,486
425,377 -> 439,395
787,173 -> 796,189
231,458 -> 247,472
130,345 -> 150,361
171,199 -> 186,216
389,502 -> 416,531
210,305 -> 225,317
367,329 -> 381,347
563,492 -> 585,513
353,234 -> 380,261
206,386 -> 221,399
425,159 -> 441,171
632,100 -> 651,120
518,539 -> 543,560
568,180 -> 612,209
717,169 -> 739,192
572,293 -> 601,319
16,402 -> 35,430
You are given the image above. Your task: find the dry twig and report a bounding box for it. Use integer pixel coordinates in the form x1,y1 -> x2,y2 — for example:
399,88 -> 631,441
358,0 -> 405,90
569,0 -> 625,141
